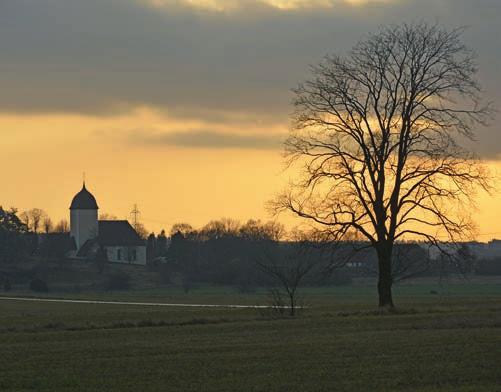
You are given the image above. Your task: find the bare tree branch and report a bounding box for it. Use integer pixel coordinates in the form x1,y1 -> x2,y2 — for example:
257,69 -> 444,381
273,23 -> 494,308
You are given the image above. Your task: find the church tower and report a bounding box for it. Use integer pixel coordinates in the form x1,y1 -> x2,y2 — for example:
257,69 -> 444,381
70,182 -> 99,251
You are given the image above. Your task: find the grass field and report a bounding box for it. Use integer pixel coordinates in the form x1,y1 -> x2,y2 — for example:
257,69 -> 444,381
1,279 -> 500,391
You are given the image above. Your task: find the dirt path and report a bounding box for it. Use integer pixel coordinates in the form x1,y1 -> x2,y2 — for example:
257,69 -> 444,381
0,296 -> 272,309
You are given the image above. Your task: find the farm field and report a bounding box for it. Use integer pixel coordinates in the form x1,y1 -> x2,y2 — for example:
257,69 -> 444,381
1,280 -> 500,392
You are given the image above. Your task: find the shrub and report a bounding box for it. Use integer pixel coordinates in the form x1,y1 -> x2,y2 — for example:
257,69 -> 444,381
235,276 -> 257,293
30,278 -> 49,293
3,278 -> 11,292
328,269 -> 353,286
105,272 -> 131,291
310,268 -> 354,286
157,263 -> 172,284
476,258 -> 501,276
181,276 -> 192,293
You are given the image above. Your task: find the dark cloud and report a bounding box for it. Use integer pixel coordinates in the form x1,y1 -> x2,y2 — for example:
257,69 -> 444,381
0,0 -> 499,154
129,129 -> 285,149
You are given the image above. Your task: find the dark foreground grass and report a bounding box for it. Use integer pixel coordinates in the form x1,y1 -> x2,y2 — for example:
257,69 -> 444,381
0,282 -> 500,391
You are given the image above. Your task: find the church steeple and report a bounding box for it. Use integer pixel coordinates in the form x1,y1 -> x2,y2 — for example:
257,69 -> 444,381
70,181 -> 99,252
70,182 -> 99,210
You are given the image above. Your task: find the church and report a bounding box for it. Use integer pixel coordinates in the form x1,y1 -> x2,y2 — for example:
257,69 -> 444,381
68,183 -> 147,265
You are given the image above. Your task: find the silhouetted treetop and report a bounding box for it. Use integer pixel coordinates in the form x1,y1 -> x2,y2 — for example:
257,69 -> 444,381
275,23 -> 494,307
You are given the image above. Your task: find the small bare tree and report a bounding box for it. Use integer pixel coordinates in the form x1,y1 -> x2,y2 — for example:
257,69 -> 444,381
257,238 -> 317,317
42,217 -> 53,234
26,208 -> 46,234
134,222 -> 149,240
54,219 -> 69,233
275,23 -> 493,308
19,211 -> 30,229
99,213 -> 118,220
170,223 -> 194,237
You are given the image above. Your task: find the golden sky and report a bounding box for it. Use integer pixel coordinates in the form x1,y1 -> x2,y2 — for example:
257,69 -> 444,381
1,0 -> 500,240
2,109 -> 500,240
0,110 -> 289,233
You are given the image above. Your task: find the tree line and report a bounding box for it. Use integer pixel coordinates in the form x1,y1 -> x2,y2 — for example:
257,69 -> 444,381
19,208 -> 69,234
0,22 -> 497,311
1,204 -> 500,315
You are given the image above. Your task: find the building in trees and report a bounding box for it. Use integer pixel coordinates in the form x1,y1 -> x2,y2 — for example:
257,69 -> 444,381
66,183 -> 146,265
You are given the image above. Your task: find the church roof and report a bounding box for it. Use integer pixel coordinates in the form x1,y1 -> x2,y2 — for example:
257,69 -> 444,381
98,220 -> 145,246
70,183 -> 99,210
76,238 -> 98,258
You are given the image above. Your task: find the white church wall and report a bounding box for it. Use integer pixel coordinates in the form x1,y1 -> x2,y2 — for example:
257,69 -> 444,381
106,246 -> 146,265
135,246 -> 147,265
70,209 -> 98,250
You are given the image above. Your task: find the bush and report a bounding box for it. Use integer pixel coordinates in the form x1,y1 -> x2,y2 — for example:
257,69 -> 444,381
3,278 -> 11,292
157,263 -> 172,284
329,269 -> 353,285
105,272 -> 131,291
235,276 -> 257,293
316,269 -> 353,286
476,258 -> 501,276
30,278 -> 49,293
181,276 -> 192,293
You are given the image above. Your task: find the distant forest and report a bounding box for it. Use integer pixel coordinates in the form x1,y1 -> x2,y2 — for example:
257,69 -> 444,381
1,206 -> 500,296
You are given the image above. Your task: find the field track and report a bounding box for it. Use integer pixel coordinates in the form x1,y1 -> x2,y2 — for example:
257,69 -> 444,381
0,295 -> 276,309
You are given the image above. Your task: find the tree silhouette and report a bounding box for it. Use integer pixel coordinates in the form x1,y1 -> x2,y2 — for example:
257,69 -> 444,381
54,219 -> 69,233
275,23 -> 493,308
256,238 -> 316,317
43,217 -> 53,234
0,207 -> 29,264
22,208 -> 47,234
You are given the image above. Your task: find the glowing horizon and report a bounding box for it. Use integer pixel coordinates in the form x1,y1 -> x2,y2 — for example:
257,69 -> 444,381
1,108 -> 500,241
1,0 -> 500,240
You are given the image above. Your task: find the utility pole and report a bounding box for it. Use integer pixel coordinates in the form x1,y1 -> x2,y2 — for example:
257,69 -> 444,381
130,204 -> 141,230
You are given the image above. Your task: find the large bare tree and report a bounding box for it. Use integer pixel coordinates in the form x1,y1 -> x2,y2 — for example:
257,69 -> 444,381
276,23 -> 493,308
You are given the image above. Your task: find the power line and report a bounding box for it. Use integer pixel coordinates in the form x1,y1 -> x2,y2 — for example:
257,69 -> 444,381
141,216 -> 171,225
476,232 -> 501,237
130,204 -> 141,229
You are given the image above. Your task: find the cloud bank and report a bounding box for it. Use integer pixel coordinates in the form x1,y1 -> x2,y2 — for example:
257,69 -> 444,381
130,129 -> 284,149
0,0 -> 499,154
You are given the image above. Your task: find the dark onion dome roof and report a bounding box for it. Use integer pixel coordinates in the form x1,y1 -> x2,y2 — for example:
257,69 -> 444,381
69,183 -> 99,210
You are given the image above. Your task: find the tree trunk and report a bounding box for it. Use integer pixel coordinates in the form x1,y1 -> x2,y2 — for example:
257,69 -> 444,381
377,244 -> 394,308
289,292 -> 295,317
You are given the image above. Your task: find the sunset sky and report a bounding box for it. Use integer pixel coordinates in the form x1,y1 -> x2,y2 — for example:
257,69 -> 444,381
1,0 -> 500,239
